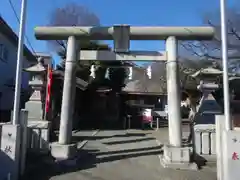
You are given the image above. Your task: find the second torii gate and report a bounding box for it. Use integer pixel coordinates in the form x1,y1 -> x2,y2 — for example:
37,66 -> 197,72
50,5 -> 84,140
34,25 -> 214,168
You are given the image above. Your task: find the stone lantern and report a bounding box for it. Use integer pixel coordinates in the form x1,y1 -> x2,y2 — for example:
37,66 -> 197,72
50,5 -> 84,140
191,67 -> 226,161
191,67 -> 223,124
25,57 -> 47,121
192,67 -> 222,92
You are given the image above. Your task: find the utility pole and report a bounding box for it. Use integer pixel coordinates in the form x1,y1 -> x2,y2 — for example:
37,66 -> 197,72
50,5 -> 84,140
220,1 -> 231,179
12,0 -> 27,125
220,0 -> 231,130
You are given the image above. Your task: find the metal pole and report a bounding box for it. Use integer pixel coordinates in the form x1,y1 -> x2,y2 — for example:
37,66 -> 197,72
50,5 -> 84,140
12,0 -> 27,125
58,36 -> 77,145
166,36 -> 182,147
220,0 -> 232,130
19,109 -> 28,175
156,117 -> 159,131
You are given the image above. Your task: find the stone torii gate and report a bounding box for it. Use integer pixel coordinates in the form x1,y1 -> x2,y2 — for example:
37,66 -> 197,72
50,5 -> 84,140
34,25 -> 214,168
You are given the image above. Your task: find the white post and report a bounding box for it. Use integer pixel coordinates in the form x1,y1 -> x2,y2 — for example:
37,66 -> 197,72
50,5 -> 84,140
156,117 -> 159,130
166,36 -> 182,147
12,0 -> 27,125
58,36 -> 77,145
216,115 -> 224,180
128,117 -> 131,129
220,0 -> 232,130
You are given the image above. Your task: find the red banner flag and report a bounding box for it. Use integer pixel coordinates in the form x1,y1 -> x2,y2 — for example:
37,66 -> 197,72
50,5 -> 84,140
45,67 -> 53,114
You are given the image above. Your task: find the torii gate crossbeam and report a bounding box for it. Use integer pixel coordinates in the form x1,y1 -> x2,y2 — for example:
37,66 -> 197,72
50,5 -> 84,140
35,26 -> 214,40
34,25 -> 214,169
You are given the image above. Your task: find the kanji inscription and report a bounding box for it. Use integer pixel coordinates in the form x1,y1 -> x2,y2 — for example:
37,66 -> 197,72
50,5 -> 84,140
225,131 -> 240,179
232,152 -> 239,160
232,137 -> 237,143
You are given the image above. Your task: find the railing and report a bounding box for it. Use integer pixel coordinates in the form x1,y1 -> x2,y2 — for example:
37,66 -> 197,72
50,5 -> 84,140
27,121 -> 50,151
192,91 -> 222,161
194,124 -> 216,158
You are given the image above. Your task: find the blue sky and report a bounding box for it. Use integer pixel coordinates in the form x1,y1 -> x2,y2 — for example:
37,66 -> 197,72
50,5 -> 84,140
0,0 -> 239,65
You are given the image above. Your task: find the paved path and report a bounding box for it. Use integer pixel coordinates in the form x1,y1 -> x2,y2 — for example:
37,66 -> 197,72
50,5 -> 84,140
46,129 -> 217,180
23,129 -> 217,180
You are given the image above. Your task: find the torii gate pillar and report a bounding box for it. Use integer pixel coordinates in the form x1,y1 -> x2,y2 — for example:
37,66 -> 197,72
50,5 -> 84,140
34,26 -> 214,168
166,36 -> 182,147
58,36 -> 77,145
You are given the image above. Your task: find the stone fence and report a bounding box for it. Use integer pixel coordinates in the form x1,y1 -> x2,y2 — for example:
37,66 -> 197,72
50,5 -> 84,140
194,114 -> 240,162
27,121 -> 50,151
194,124 -> 216,159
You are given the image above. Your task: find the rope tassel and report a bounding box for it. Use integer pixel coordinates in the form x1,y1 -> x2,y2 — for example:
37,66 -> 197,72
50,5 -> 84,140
105,68 -> 110,79
128,67 -> 133,80
90,65 -> 96,79
147,65 -> 152,79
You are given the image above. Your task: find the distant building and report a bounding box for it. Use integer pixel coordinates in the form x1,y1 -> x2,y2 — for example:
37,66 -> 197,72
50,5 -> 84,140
0,16 -> 37,118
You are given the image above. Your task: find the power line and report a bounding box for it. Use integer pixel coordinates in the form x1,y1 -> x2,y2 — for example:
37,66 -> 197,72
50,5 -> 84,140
7,0 -> 36,54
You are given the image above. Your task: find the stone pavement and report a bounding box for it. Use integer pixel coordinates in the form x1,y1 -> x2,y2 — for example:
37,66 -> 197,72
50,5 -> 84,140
23,129 -> 217,180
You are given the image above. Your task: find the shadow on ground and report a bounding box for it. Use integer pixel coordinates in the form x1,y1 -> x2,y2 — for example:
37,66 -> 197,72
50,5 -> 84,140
22,135 -> 162,180
102,137 -> 156,145
71,132 -> 151,142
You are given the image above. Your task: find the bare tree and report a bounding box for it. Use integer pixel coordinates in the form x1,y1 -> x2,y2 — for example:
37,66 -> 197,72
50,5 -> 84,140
47,2 -> 127,93
180,7 -> 240,73
47,2 -> 109,69
149,58 -> 220,93
48,2 -> 100,52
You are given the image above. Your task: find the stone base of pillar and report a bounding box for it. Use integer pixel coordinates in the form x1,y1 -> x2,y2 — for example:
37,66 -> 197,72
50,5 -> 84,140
159,144 -> 198,170
50,142 -> 77,161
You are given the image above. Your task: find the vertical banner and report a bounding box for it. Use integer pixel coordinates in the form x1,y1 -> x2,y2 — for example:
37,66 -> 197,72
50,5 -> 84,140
44,65 -> 53,120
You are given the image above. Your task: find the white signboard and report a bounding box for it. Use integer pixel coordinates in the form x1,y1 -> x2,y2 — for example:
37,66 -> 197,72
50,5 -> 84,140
0,124 -> 20,180
224,130 -> 240,180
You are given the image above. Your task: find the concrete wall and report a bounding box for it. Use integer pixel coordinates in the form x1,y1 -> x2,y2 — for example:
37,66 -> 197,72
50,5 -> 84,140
0,32 -> 32,111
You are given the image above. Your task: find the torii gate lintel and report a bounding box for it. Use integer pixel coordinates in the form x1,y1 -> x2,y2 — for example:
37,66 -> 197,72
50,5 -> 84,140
34,26 -> 214,41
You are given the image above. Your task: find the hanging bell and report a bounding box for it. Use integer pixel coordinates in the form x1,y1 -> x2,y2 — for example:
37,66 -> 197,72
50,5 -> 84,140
147,65 -> 152,79
128,67 -> 133,80
90,65 -> 96,79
